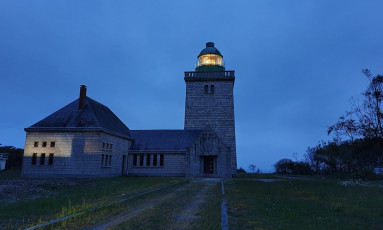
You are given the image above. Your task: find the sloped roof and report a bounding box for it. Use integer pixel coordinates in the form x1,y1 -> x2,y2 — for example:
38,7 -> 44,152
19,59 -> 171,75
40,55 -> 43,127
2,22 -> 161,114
129,130 -> 203,153
25,97 -> 132,139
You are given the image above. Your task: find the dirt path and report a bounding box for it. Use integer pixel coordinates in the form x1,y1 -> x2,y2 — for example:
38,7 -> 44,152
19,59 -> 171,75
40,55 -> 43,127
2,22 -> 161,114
87,179 -> 220,230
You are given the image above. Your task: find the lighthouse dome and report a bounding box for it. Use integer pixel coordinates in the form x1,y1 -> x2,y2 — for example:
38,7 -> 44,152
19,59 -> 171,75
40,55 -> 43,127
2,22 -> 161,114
195,42 -> 225,72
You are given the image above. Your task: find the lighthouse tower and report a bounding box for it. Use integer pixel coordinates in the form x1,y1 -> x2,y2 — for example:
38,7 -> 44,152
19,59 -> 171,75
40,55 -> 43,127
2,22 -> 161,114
184,42 -> 237,174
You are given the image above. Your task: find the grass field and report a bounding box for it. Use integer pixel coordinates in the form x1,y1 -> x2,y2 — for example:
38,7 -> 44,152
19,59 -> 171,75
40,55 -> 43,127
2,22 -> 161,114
0,170 -> 183,229
1,170 -> 383,229
225,174 -> 383,230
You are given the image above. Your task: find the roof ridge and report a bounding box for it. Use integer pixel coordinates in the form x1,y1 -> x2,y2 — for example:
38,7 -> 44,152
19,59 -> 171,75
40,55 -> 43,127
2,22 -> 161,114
84,97 -> 101,128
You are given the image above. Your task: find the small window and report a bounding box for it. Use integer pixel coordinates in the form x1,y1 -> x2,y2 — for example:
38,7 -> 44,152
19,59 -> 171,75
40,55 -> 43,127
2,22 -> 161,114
153,154 -> 157,166
139,155 -> 144,166
110,144 -> 113,151
106,143 -> 109,150
42,142 -> 47,147
32,153 -> 37,165
210,85 -> 215,94
102,143 -> 105,149
49,153 -> 54,165
40,153 -> 46,165
50,142 -> 55,147
34,142 -> 38,147
101,154 -> 105,166
109,155 -> 112,166
146,154 -> 151,166
105,154 -> 108,165
160,154 -> 164,166
204,85 -> 209,94
133,154 -> 137,166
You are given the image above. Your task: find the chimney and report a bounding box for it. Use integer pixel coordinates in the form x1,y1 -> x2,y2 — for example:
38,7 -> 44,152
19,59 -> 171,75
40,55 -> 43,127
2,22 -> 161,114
78,85 -> 87,110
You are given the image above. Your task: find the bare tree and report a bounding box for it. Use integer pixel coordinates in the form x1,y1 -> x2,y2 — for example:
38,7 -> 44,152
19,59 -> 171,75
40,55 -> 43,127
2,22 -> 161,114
248,164 -> 256,173
329,69 -> 383,140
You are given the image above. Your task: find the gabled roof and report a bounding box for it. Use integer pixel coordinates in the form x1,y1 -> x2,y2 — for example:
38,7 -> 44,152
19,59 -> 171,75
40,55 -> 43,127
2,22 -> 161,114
129,129 -> 203,153
25,97 -> 132,139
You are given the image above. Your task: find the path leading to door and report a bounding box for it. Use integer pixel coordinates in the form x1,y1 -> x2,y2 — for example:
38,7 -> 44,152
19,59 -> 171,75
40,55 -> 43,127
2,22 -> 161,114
84,179 -> 222,230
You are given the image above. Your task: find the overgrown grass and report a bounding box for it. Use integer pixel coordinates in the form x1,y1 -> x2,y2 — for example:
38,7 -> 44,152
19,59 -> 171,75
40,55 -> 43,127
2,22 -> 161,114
0,175 -> 182,229
225,177 -> 383,230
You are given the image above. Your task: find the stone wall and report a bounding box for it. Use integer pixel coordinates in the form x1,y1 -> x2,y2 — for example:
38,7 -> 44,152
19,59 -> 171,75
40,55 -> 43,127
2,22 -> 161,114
127,152 -> 185,177
184,76 -> 237,174
185,128 -> 232,178
21,131 -> 131,177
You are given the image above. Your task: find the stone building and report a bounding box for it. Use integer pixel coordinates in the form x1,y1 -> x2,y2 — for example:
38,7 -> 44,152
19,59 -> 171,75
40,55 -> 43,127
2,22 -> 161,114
22,42 -> 236,178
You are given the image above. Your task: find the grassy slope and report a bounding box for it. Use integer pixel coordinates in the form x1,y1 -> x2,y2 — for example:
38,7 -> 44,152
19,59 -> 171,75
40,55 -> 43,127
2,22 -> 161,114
225,176 -> 383,230
0,170 -> 182,229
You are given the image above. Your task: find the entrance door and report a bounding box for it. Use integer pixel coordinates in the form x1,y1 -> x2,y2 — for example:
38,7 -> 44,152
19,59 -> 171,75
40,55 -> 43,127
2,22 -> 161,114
122,155 -> 126,175
203,156 -> 214,174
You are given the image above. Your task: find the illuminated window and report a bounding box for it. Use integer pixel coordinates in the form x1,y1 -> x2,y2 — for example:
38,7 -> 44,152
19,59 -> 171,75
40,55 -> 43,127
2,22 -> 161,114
32,153 -> 37,165
197,54 -> 223,67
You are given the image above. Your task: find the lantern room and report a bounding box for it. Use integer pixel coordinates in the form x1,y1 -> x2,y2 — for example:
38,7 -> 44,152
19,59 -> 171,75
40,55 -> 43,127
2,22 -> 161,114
195,42 -> 225,72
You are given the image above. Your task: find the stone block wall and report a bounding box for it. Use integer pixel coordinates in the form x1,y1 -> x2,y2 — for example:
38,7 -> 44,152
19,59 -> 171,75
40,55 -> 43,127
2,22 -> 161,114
185,128 -> 232,178
127,152 -> 185,177
184,77 -> 237,174
22,131 -> 131,177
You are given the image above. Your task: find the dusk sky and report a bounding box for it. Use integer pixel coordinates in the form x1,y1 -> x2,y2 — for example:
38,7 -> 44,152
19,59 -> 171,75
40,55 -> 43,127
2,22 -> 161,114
1,1 -> 383,171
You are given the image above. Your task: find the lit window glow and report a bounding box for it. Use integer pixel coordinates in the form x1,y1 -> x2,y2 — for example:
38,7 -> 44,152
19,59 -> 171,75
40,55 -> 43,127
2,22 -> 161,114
197,54 -> 223,67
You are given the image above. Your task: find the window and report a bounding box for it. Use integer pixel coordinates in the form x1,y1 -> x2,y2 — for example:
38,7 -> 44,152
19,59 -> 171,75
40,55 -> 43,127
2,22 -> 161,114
50,142 -> 55,147
109,155 -> 112,166
42,142 -> 47,147
160,154 -> 164,166
101,154 -> 105,166
153,154 -> 157,166
146,154 -> 151,166
210,85 -> 215,94
49,153 -> 54,165
34,142 -> 38,147
102,142 -> 113,151
133,154 -> 138,166
105,154 -> 108,165
204,85 -> 209,94
40,153 -> 45,165
139,155 -> 144,166
32,153 -> 37,165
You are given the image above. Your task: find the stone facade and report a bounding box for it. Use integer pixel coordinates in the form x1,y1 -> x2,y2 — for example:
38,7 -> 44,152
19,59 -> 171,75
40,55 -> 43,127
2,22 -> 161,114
184,71 -> 237,174
22,131 -> 131,177
185,128 -> 232,178
127,153 -> 185,177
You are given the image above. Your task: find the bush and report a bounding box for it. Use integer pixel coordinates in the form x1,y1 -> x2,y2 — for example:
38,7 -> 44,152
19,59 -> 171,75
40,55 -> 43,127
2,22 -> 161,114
0,145 -> 24,169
